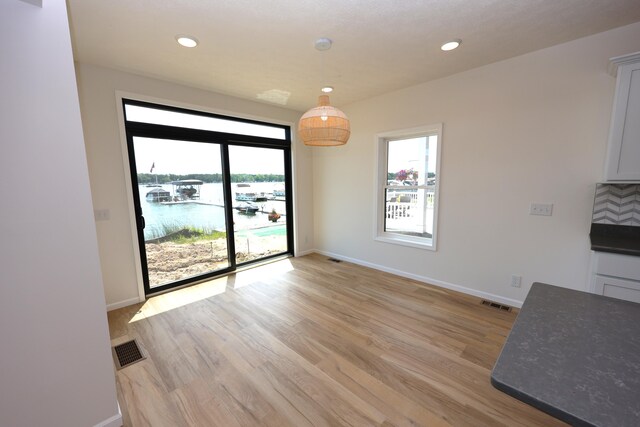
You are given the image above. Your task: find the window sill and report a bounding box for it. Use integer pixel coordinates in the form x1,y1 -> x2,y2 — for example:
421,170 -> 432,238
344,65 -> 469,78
374,235 -> 436,251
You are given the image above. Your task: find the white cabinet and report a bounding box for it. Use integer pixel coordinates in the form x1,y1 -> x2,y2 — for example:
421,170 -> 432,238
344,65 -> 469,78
605,52 -> 640,181
591,251 -> 640,303
594,275 -> 640,304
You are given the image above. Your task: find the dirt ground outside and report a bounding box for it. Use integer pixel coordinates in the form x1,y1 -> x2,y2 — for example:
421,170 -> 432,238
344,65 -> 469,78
145,234 -> 287,287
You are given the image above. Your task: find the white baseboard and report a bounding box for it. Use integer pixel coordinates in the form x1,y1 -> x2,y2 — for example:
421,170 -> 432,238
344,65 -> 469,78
94,403 -> 122,427
312,249 -> 524,308
107,296 -> 144,312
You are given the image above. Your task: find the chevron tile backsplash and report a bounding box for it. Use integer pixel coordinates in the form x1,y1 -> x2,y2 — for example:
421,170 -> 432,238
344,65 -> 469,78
592,184 -> 640,226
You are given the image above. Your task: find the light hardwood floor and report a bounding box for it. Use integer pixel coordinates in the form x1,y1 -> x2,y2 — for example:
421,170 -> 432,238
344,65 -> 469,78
108,254 -> 566,427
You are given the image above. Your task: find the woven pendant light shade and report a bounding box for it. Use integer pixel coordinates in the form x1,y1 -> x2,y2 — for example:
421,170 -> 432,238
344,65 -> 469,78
298,95 -> 350,146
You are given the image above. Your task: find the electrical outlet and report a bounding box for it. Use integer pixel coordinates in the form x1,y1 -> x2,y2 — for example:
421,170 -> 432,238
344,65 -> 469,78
530,203 -> 553,216
510,275 -> 522,288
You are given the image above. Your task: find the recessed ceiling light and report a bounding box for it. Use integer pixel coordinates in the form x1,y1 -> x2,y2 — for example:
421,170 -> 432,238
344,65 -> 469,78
176,35 -> 198,48
441,39 -> 461,51
321,86 -> 333,93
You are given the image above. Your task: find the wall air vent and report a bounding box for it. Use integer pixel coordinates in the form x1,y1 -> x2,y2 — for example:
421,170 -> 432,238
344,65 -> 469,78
481,300 -> 513,312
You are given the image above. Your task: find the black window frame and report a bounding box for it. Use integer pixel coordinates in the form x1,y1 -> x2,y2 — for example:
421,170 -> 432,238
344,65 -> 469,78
123,99 -> 294,295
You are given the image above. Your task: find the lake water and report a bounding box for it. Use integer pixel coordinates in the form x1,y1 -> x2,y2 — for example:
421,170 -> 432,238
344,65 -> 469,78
139,182 -> 286,240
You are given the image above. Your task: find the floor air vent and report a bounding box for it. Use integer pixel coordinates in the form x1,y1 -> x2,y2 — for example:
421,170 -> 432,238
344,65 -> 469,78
112,339 -> 146,370
328,258 -> 342,263
481,300 -> 512,312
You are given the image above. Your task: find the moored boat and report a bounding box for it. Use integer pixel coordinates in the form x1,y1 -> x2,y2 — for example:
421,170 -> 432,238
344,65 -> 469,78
146,187 -> 171,202
170,179 -> 203,201
235,183 -> 267,202
235,202 -> 259,214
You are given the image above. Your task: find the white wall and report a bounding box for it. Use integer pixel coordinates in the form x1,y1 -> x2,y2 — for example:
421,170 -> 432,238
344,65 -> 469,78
75,64 -> 310,309
313,22 -> 640,306
0,2 -> 120,426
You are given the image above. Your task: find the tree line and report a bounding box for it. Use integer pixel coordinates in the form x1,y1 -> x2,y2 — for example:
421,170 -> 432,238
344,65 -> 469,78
137,173 -> 285,184
386,172 -> 435,180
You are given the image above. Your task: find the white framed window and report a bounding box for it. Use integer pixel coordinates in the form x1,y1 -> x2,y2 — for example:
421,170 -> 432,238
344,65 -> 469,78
374,124 -> 442,250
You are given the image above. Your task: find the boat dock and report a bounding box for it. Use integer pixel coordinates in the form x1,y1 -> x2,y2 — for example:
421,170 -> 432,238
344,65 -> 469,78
160,199 -> 286,215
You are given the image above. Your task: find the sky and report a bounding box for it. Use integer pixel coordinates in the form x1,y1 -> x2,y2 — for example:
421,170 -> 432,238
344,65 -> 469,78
128,103 -> 286,175
134,138 -> 284,175
126,104 -> 286,139
387,135 -> 438,180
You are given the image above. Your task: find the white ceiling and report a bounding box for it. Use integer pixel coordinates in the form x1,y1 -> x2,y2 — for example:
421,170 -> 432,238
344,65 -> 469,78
67,0 -> 640,112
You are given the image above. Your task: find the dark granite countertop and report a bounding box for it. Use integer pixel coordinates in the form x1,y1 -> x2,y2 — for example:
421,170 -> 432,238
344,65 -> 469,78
491,283 -> 640,427
590,223 -> 640,256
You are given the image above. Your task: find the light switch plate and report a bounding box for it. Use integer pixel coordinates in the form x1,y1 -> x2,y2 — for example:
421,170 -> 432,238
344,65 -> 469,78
530,203 -> 553,216
94,209 -> 111,221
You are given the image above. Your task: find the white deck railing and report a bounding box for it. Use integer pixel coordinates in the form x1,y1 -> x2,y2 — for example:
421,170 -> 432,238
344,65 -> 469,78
385,192 -> 434,220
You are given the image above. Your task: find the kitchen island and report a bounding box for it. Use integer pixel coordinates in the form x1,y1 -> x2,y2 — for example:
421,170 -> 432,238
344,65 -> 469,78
491,282 -> 640,427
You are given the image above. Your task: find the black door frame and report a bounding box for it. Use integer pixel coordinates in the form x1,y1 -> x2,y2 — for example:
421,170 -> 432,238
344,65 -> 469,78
123,99 -> 294,296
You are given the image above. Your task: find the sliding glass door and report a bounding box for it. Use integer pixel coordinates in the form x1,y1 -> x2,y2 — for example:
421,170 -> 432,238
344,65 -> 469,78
132,137 -> 230,289
123,99 -> 293,295
229,145 -> 289,264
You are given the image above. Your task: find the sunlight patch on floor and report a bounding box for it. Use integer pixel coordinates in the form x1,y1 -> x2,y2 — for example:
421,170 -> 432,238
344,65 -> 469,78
130,277 -> 229,322
232,259 -> 294,289
127,259 -> 295,322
